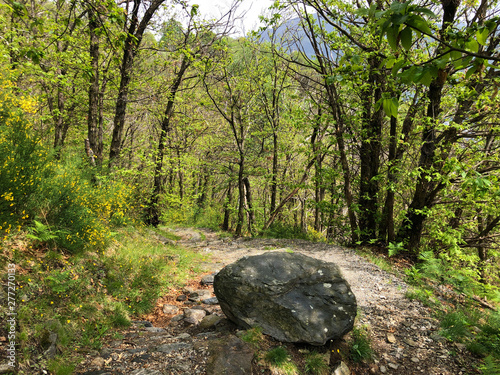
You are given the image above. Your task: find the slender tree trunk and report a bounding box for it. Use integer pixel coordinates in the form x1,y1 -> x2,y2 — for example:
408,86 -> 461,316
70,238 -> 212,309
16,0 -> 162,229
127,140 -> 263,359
87,7 -> 100,164
270,132 -> 278,214
243,177 -> 255,235
109,0 -> 165,168
358,56 -> 383,243
222,182 -> 232,231
235,157 -> 245,237
146,57 -> 189,226
380,93 -> 418,243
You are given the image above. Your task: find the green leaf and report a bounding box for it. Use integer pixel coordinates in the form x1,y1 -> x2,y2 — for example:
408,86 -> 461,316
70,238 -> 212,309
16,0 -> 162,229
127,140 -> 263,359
412,6 -> 437,18
392,59 -> 406,75
465,38 -> 479,53
386,25 -> 399,50
407,15 -> 433,35
385,58 -> 396,69
400,26 -> 412,50
465,65 -> 478,79
476,28 -> 489,46
390,97 -> 399,117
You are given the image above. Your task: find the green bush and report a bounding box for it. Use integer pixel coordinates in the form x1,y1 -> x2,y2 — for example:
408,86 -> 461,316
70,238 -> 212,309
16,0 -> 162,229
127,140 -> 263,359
0,73 -> 50,238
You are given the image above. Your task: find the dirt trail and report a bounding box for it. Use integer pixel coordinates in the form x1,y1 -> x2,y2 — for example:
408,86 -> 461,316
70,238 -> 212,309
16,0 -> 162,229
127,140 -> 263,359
75,228 -> 478,375
175,228 -> 475,375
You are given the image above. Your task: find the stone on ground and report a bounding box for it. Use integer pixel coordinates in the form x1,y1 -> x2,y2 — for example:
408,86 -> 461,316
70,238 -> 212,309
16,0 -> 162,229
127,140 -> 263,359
206,335 -> 254,375
214,251 -> 357,345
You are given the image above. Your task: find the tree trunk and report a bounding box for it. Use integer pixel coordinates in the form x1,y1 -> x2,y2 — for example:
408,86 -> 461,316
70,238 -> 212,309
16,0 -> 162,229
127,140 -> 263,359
87,7 -> 100,164
109,0 -> 165,168
222,183 -> 232,231
243,177 -> 255,235
358,56 -> 383,243
235,158 -> 245,237
396,0 -> 460,250
380,93 -> 418,243
270,132 -> 278,214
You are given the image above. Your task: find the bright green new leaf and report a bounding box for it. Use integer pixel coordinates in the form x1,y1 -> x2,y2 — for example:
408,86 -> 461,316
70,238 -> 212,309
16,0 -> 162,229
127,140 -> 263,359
465,38 -> 479,53
476,28 -> 489,46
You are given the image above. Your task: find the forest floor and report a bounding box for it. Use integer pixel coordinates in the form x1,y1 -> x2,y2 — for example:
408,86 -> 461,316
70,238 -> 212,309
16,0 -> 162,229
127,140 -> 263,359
75,227 -> 481,375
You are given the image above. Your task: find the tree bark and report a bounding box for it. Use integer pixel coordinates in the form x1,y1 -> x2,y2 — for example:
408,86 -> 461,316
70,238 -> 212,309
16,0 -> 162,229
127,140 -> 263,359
358,56 -> 384,243
109,0 -> 165,168
87,6 -> 100,164
146,56 -> 189,226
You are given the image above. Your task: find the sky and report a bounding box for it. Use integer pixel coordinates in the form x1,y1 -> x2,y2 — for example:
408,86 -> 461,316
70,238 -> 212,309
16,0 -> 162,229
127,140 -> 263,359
187,0 -> 275,35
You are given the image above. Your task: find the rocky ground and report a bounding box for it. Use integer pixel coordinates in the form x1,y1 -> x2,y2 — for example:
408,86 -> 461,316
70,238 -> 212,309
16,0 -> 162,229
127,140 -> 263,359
75,228 -> 480,375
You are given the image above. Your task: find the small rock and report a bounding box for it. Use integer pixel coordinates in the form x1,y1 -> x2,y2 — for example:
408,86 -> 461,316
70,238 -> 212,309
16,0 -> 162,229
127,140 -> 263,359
184,308 -> 207,324
163,304 -> 180,315
176,295 -> 188,302
387,333 -> 396,343
411,357 -> 420,363
188,290 -> 212,302
156,342 -> 192,353
380,365 -> 387,373
404,338 -> 419,347
206,335 -> 254,375
202,297 -> 219,305
430,333 -> 447,343
171,314 -> 184,322
199,314 -> 223,329
388,362 -> 399,370
176,333 -> 191,340
90,357 -> 105,368
130,369 -> 162,375
133,320 -> 153,327
144,327 -> 165,333
0,364 -> 14,374
333,361 -> 351,375
201,274 -> 216,285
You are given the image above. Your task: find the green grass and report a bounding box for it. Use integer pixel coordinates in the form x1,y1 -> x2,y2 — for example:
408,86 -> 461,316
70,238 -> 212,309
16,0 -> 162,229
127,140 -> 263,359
349,326 -> 373,363
241,327 -> 265,348
264,346 -> 299,375
304,351 -> 329,375
4,225 -> 206,374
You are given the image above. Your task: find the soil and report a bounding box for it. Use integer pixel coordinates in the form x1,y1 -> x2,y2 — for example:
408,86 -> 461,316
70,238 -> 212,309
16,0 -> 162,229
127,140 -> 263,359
74,227 -> 482,375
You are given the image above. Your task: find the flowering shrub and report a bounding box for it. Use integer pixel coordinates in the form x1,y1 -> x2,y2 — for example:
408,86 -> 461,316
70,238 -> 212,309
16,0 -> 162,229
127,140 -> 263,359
0,70 -> 48,239
0,70 -> 136,252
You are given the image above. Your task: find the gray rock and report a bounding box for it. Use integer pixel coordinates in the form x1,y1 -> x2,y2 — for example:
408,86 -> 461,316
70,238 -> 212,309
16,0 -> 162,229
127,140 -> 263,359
184,309 -> 207,324
176,294 -> 188,302
206,335 -> 254,375
199,314 -> 223,329
188,290 -> 212,302
202,297 -> 219,305
90,357 -> 105,367
162,304 -> 180,315
171,314 -> 184,322
156,342 -> 192,353
130,369 -> 162,375
214,252 -> 357,345
380,365 -> 387,373
144,327 -> 165,333
201,274 -> 216,285
0,363 -> 14,374
176,333 -> 191,340
333,361 -> 351,375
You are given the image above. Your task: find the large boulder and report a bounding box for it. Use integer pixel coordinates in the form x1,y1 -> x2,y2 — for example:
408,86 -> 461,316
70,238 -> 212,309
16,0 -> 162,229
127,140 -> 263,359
214,252 -> 357,345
